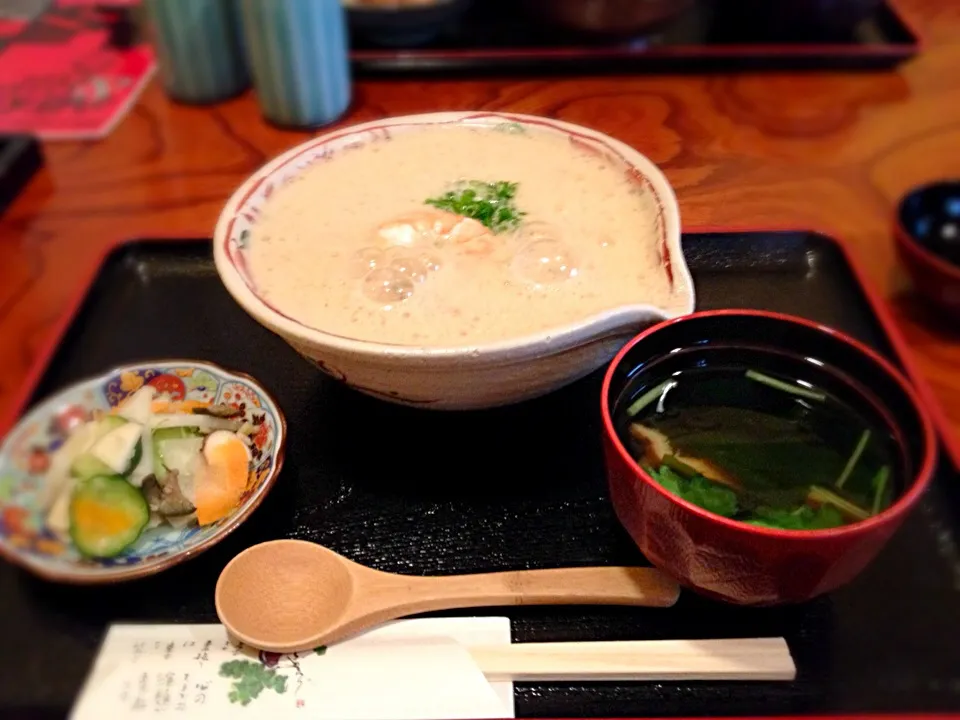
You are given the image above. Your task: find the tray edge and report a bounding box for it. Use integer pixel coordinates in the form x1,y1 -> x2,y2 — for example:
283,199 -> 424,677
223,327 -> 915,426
0,235 -> 204,438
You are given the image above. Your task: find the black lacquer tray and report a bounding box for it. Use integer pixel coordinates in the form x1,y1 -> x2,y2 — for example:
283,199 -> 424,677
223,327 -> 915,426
349,0 -> 920,75
0,231 -> 958,720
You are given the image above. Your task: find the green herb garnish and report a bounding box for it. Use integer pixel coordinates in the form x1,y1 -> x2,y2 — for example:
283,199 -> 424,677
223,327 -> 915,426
745,369 -> 827,402
870,465 -> 890,515
746,504 -> 844,531
682,474 -> 739,518
649,466 -> 739,518
649,464 -> 682,495
835,429 -> 871,489
425,180 -> 525,233
807,484 -> 870,522
625,380 -> 673,418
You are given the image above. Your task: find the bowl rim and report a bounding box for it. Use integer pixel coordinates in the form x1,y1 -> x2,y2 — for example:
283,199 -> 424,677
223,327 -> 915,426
600,308 -> 939,541
895,178 -> 960,284
212,111 -> 694,364
0,359 -> 287,585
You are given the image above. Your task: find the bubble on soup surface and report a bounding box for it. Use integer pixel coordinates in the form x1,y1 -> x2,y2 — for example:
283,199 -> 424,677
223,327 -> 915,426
362,268 -> 415,304
513,238 -> 580,285
350,247 -> 383,277
419,252 -> 442,273
389,255 -> 435,284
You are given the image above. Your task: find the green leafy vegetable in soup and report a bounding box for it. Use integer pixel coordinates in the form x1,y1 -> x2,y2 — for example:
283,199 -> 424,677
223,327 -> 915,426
425,180 -> 525,233
621,363 -> 901,531
646,465 -> 739,518
746,504 -> 844,531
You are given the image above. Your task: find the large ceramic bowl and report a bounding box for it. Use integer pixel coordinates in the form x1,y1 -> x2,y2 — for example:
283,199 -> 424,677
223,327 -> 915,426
601,310 -> 937,605
0,361 -> 285,584
214,112 -> 694,410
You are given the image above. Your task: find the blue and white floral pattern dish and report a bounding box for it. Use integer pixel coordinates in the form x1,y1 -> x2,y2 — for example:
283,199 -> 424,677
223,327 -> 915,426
0,360 -> 286,584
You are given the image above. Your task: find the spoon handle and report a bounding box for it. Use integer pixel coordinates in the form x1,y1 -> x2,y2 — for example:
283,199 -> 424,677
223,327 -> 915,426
384,566 -> 680,613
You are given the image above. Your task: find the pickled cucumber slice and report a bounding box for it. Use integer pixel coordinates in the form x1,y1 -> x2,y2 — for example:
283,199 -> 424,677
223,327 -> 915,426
69,475 -> 149,558
153,426 -> 203,473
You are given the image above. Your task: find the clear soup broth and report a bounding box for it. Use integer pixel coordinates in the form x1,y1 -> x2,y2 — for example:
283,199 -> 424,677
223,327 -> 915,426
615,349 -> 904,530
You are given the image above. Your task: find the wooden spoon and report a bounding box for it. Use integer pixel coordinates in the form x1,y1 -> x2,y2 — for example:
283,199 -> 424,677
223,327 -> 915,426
215,539 -> 680,653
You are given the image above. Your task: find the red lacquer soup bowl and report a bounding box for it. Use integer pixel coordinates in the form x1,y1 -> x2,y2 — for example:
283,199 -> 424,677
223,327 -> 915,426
600,310 -> 937,605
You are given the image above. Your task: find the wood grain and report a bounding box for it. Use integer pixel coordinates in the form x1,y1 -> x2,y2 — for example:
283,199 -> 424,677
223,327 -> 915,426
1,0 -> 959,451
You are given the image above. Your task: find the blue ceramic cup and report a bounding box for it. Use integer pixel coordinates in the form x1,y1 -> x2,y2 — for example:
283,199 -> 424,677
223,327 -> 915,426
238,0 -> 352,129
145,0 -> 249,105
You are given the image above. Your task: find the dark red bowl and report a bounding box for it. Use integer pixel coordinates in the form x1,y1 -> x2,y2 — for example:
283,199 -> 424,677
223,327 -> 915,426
600,310 -> 937,605
895,179 -> 960,317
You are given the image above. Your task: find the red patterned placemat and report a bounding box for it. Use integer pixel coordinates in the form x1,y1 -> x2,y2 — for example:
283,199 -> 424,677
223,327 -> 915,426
0,0 -> 154,140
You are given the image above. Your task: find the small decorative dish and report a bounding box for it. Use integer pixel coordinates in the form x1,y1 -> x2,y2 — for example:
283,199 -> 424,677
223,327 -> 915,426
0,360 -> 286,584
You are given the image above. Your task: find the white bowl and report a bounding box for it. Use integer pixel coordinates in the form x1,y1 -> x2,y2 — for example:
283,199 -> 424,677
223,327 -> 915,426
213,112 -> 695,410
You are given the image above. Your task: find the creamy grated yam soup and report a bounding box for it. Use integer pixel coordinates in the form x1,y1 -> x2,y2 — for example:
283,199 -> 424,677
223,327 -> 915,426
248,125 -> 676,346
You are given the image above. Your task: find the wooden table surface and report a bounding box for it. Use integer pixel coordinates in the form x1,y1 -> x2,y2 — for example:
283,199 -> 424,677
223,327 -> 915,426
1,1 -> 958,448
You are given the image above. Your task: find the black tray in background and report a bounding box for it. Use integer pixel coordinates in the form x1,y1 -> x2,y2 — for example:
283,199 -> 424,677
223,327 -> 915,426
2,232 -> 959,720
0,135 -> 42,218
350,0 -> 919,75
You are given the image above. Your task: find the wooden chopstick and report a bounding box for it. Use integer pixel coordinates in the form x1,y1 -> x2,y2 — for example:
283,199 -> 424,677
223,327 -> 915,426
468,637 -> 796,682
